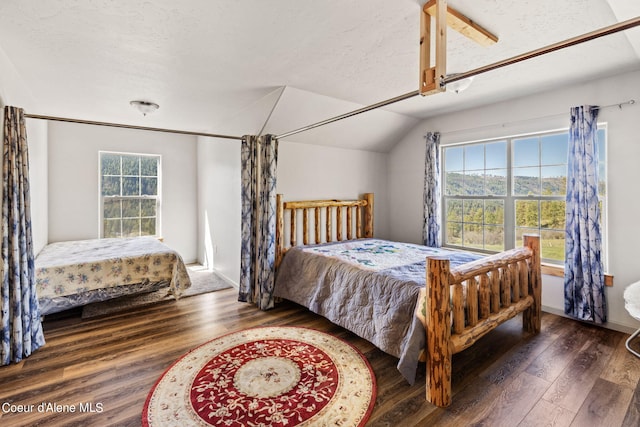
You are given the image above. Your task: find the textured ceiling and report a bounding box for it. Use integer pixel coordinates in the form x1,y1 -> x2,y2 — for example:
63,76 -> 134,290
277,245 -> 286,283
0,0 -> 638,151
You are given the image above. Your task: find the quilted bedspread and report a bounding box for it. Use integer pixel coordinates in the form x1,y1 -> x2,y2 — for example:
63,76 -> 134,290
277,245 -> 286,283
274,238 -> 481,383
35,237 -> 191,308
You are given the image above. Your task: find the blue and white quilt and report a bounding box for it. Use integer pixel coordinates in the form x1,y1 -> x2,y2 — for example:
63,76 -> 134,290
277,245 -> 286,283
274,238 -> 482,384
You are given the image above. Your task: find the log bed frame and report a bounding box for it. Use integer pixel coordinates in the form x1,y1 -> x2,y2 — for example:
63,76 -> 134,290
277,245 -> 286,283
275,193 -> 541,407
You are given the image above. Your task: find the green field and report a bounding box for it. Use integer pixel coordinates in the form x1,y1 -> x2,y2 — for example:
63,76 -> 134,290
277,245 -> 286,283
516,238 -> 564,261
466,238 -> 564,262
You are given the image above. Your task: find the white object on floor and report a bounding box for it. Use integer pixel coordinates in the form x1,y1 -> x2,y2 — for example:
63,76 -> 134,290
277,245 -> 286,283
623,281 -> 640,358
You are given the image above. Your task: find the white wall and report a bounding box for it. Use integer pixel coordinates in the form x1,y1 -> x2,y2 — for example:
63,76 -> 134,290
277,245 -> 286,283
196,137 -> 390,286
197,136 -> 241,283
277,141 -> 390,239
47,122 -> 198,262
388,69 -> 640,333
0,45 -> 48,255
26,121 -> 48,255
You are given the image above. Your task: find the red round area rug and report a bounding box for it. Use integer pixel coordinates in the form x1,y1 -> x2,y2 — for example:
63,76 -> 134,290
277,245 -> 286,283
142,326 -> 376,426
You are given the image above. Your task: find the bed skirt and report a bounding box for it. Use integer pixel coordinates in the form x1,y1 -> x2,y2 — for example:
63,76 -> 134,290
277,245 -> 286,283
39,279 -> 171,316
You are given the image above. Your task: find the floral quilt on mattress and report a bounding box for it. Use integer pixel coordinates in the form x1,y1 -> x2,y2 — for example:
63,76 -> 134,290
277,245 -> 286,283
35,237 -> 191,309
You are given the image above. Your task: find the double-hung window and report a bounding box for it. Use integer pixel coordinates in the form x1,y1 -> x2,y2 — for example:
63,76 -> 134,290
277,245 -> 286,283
442,128 -> 607,266
100,152 -> 161,238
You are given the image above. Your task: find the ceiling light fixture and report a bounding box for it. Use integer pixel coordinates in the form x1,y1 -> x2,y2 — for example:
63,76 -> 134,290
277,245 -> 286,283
445,74 -> 474,94
130,100 -> 159,116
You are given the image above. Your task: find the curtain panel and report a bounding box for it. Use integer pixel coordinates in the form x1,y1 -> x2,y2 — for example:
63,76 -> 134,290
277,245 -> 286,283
423,132 -> 442,247
564,105 -> 607,324
239,135 -> 258,305
1,106 -> 45,365
238,134 -> 279,310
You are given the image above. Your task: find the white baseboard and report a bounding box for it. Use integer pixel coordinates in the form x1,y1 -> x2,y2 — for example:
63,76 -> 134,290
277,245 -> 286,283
542,305 -> 636,335
212,269 -> 239,289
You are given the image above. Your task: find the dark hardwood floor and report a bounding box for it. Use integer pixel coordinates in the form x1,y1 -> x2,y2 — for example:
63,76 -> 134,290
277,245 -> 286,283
1,287 -> 639,426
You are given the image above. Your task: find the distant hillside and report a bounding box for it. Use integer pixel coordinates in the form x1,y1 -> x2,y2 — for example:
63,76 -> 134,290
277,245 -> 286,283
445,172 -> 566,196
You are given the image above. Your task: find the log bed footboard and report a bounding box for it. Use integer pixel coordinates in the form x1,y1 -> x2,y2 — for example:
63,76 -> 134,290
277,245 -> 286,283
425,234 -> 541,407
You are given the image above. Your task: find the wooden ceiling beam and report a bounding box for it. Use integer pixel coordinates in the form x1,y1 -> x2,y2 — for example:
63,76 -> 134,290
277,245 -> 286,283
420,0 -> 498,95
420,0 -> 447,95
423,0 -> 498,47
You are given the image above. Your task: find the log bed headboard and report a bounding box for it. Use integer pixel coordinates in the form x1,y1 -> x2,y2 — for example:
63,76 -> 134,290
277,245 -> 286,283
275,193 -> 374,268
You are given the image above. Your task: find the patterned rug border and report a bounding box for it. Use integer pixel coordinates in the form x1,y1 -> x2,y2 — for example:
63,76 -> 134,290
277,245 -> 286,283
142,325 -> 377,427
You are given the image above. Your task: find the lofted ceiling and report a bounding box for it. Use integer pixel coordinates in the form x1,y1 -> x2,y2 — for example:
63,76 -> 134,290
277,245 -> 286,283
0,0 -> 638,152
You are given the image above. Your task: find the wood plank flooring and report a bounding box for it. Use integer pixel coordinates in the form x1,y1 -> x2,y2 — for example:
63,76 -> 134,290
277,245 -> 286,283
1,287 -> 639,426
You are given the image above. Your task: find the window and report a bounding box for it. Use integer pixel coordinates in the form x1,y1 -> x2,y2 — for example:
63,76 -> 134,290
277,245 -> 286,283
100,152 -> 161,238
442,128 -> 606,265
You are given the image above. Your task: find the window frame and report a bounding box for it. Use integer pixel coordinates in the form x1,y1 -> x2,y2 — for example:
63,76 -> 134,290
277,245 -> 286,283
98,151 -> 162,239
440,125 -> 607,268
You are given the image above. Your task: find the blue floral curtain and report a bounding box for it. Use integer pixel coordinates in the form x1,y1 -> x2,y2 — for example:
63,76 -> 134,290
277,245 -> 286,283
1,106 -> 45,365
423,132 -> 441,247
564,105 -> 606,324
239,135 -> 257,306
238,134 -> 279,310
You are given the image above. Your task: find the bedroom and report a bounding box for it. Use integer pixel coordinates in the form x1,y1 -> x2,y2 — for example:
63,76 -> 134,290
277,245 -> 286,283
1,0 -> 640,425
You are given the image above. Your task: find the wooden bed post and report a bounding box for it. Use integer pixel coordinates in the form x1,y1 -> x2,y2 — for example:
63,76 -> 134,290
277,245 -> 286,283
425,256 -> 452,407
275,194 -> 284,269
523,234 -> 541,333
363,193 -> 374,238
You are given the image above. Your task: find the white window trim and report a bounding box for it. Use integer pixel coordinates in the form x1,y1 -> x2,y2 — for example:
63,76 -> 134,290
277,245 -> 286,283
98,151 -> 162,238
440,125 -> 608,270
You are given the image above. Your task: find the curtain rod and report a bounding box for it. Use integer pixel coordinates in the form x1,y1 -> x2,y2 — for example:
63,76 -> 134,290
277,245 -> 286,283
436,99 -> 636,138
24,113 -> 244,141
276,16 -> 640,140
276,90 -> 420,139
441,16 -> 640,86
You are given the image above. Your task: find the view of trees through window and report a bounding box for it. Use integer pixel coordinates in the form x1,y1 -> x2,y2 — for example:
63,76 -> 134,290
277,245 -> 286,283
443,129 -> 606,263
100,152 -> 160,238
